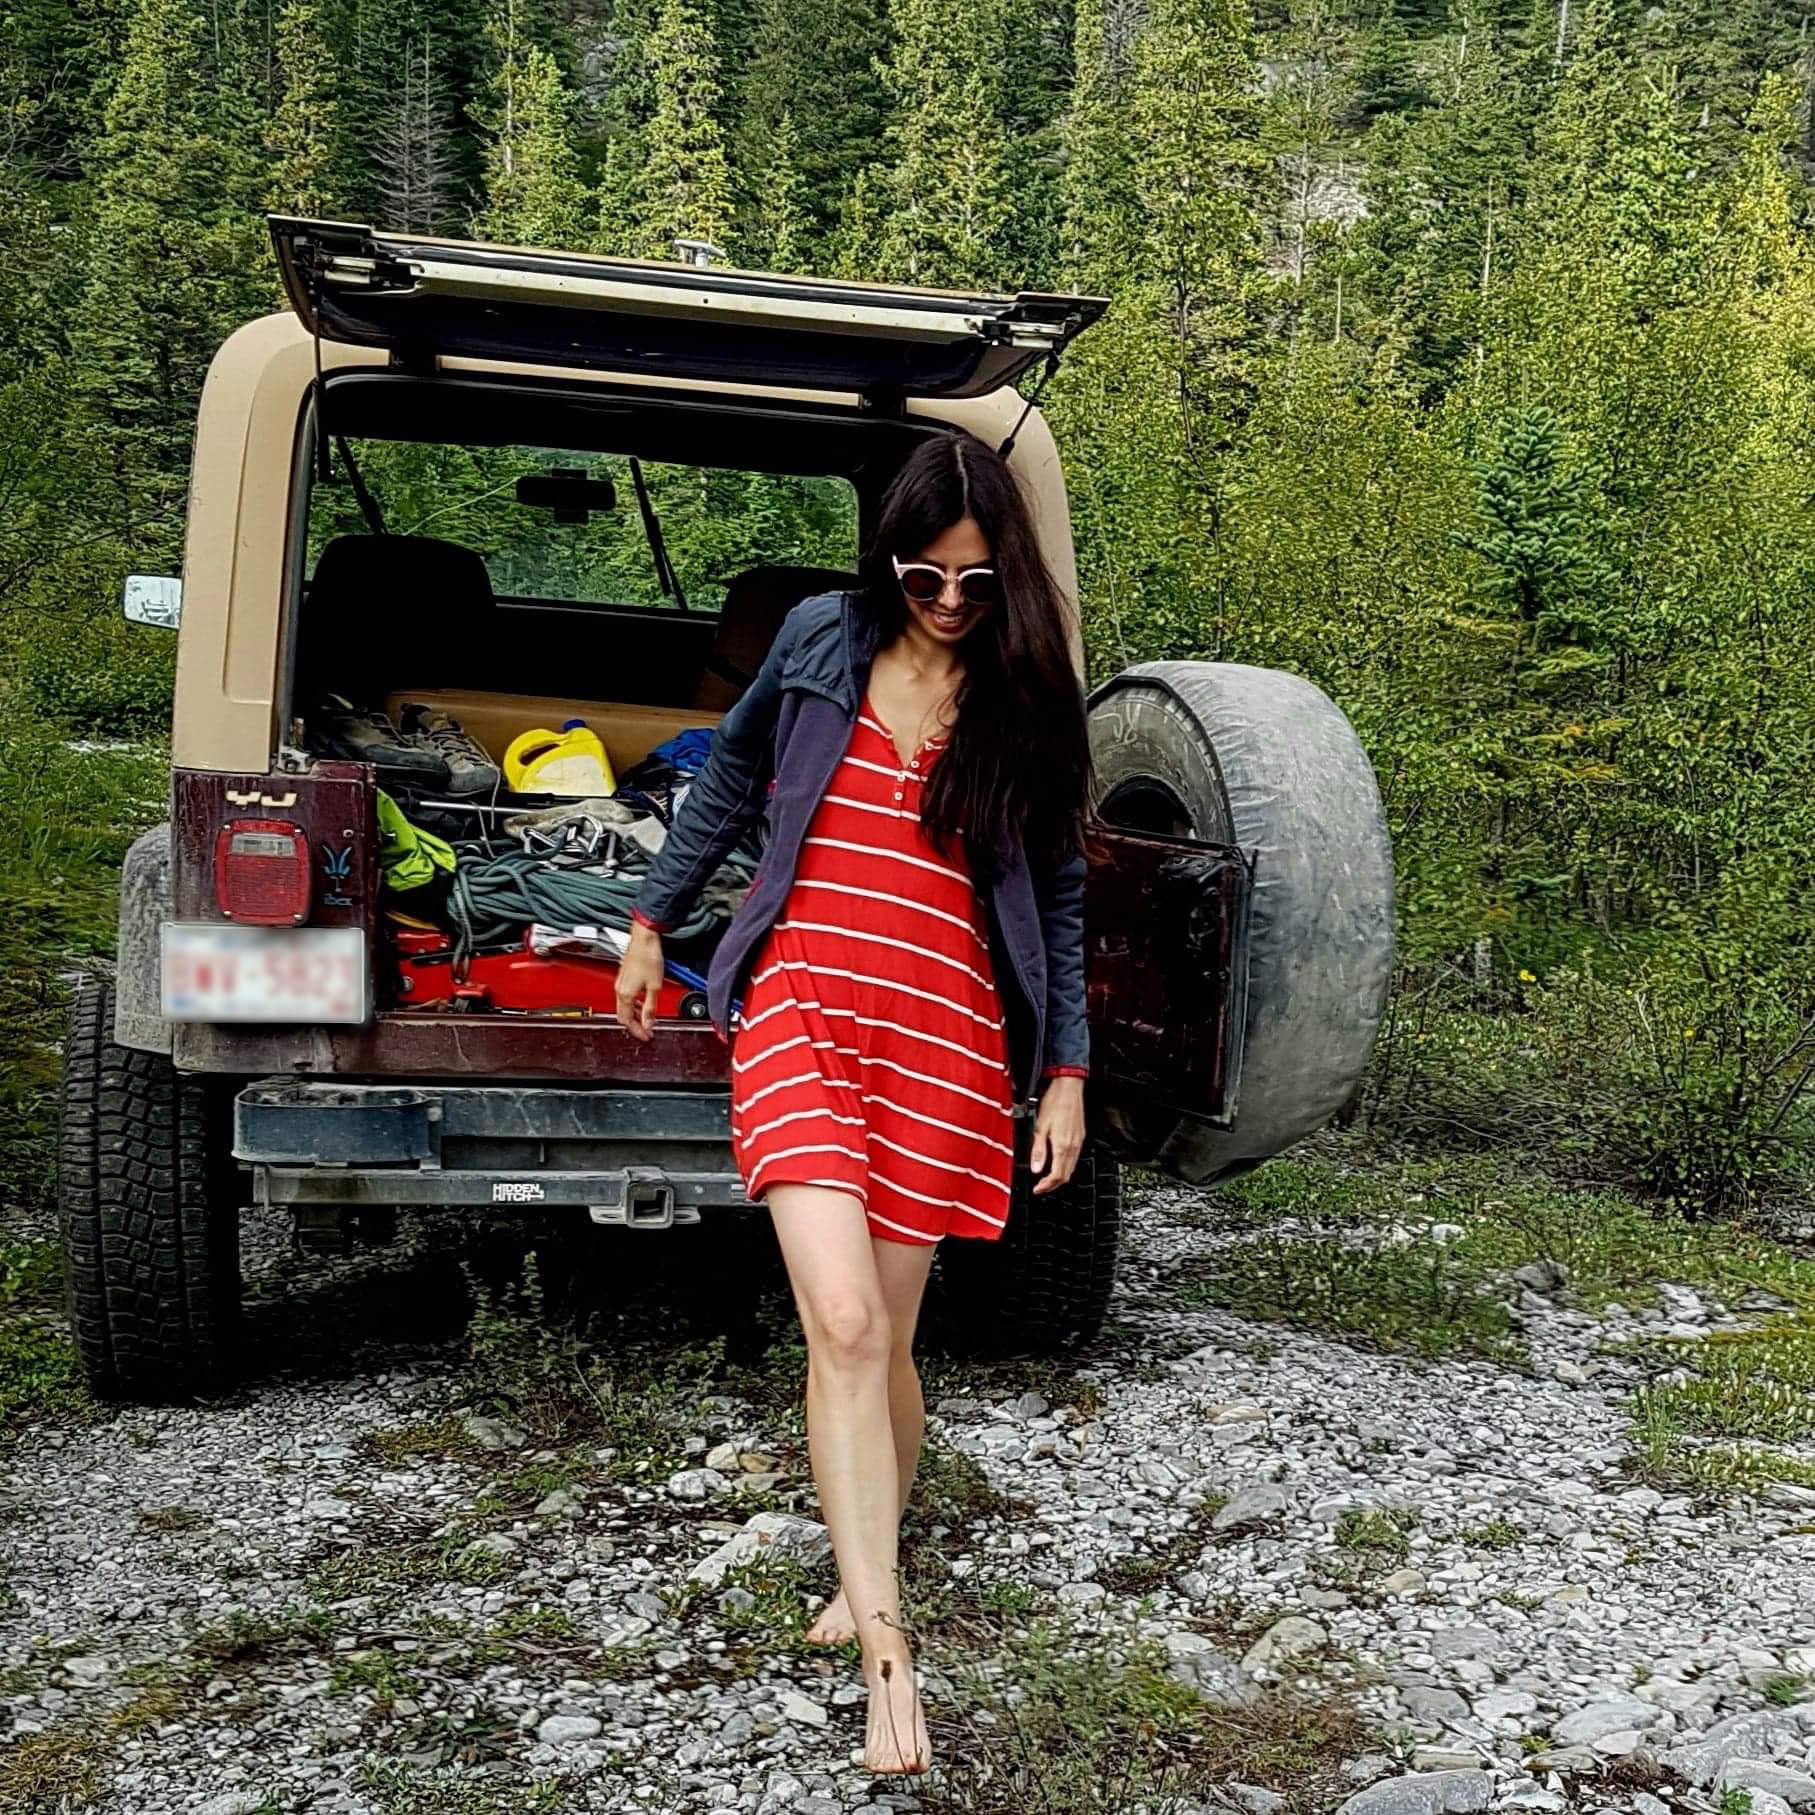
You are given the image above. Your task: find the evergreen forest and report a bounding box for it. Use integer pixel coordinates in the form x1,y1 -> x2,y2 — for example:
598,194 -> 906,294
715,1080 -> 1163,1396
3,0 -> 1815,1222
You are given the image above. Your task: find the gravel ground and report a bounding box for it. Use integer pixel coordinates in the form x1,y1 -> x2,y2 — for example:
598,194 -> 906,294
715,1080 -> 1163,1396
4,1173 -> 1815,1814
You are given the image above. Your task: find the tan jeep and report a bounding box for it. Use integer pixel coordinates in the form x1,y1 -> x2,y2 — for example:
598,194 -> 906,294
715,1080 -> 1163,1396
60,218 -> 1395,1398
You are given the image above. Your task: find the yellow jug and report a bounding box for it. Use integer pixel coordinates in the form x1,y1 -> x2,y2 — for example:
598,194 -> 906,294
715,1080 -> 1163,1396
504,721 -> 615,797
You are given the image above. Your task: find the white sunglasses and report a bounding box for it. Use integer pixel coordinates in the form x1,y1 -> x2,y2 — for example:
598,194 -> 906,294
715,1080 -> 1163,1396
892,554 -> 1002,608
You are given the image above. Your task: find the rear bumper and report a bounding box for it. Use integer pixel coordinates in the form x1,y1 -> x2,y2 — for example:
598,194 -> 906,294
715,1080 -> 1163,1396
234,1081 -> 746,1223
178,1013 -> 731,1081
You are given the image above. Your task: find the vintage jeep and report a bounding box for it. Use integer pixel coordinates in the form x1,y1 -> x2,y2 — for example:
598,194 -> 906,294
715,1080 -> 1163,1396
59,218 -> 1395,1399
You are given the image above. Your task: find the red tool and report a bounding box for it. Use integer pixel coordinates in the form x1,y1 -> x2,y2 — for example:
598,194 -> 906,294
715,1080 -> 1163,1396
389,926 -> 709,1019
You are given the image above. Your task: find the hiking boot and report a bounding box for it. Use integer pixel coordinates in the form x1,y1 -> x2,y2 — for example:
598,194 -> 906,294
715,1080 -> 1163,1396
399,703 -> 504,798
313,696 -> 451,787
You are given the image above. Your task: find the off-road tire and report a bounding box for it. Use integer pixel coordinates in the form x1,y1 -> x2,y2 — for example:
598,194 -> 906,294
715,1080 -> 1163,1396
932,1138 -> 1121,1357
1088,661 -> 1395,1184
58,975 -> 242,1400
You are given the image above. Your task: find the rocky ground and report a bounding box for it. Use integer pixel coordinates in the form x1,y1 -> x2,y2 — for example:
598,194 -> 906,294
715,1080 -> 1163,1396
4,1159 -> 1815,1815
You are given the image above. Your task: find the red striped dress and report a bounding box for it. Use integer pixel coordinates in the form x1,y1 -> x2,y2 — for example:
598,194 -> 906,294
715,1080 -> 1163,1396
728,690 -> 1017,1245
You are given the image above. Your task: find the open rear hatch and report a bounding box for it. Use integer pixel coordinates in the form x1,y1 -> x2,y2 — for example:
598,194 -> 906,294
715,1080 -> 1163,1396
270,216 -> 1107,399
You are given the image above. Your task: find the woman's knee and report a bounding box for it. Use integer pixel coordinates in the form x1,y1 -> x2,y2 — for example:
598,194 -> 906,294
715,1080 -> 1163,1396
805,1294 -> 893,1370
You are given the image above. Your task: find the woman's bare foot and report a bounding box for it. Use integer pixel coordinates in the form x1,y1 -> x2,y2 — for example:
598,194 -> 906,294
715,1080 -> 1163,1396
862,1650 -> 931,1774
805,1584 -> 857,1645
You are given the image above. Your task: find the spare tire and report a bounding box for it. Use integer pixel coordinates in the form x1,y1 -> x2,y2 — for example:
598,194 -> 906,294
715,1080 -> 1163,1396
1087,661 -> 1394,1185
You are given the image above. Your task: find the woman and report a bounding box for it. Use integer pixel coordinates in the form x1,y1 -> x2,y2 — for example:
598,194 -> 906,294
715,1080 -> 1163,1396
617,431 -> 1092,1776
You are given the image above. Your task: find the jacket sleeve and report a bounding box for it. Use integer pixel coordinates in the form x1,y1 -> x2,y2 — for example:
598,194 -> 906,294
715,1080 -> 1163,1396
629,612 -> 799,935
1034,841 -> 1090,1080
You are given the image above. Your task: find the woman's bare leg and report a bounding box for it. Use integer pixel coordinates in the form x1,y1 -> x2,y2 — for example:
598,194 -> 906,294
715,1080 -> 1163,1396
766,1184 -> 934,1775
806,1235 -> 936,1645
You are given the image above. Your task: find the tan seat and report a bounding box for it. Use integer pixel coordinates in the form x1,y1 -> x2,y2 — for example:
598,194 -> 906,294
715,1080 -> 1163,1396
691,565 -> 856,712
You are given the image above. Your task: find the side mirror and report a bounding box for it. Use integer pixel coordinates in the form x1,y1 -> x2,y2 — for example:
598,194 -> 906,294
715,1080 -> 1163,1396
123,574 -> 182,629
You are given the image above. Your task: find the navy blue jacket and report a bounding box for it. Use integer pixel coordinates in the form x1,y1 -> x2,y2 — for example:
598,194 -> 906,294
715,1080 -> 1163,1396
630,591 -> 1090,1107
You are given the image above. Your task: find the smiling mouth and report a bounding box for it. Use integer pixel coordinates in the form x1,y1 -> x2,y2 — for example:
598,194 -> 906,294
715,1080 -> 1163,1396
929,605 -> 968,633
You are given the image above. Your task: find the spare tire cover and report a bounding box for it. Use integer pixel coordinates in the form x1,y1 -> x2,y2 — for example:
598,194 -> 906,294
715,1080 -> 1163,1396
1087,661 -> 1394,1184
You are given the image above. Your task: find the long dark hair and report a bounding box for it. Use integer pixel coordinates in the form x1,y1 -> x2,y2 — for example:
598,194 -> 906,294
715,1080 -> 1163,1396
857,431 -> 1092,880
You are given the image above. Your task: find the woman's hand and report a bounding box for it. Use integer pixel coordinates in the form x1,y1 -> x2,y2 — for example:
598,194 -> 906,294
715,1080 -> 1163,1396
615,923 -> 666,1041
1029,1075 -> 1085,1195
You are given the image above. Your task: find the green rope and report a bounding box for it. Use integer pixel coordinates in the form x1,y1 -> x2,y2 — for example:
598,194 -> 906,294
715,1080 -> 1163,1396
444,838 -> 752,970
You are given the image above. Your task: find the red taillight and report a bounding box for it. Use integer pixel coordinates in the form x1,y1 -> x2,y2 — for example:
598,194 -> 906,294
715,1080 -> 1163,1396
214,819 -> 311,925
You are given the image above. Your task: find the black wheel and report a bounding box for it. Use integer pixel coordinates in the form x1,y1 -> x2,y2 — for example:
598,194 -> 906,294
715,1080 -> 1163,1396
931,1138 -> 1121,1357
58,976 -> 242,1400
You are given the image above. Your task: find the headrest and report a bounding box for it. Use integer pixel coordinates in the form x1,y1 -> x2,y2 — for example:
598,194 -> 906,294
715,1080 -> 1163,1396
298,535 -> 496,703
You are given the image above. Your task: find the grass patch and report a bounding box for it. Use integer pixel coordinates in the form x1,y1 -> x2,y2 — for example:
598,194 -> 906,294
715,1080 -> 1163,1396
1176,1154 -> 1815,1422
310,1529 -> 516,1608
0,703 -> 164,1218
915,1611 -> 1366,1813
187,1606 -> 337,1673
351,1760 -> 567,1815
911,1435 -> 1028,1527
468,1451 -> 592,1519
1174,1150 -> 1815,1495
1460,1518 -> 1524,1551
356,1417 -> 480,1469
0,1728 -> 103,1810
0,1231 -> 86,1435
137,1505 -> 208,1534
330,1648 -> 424,1713
1335,1507 -> 1416,1561
1094,1494 -> 1229,1600
1630,1386 -> 1815,1496
919,1351 -> 1109,1420
1176,1224 -> 1524,1363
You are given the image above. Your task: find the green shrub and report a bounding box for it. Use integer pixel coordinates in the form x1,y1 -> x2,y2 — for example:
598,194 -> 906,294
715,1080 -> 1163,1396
15,604 -> 174,740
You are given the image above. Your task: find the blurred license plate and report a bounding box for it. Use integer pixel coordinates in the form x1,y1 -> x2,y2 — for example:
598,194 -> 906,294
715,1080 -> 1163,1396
161,923 -> 367,1023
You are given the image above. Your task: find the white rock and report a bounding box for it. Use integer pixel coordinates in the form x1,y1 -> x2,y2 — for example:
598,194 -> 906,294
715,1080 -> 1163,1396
1719,1761 -> 1815,1807
1668,1713 -> 1805,1786
1473,1691 -> 1537,1723
461,1413 -> 527,1451
780,1691 -> 828,1729
1551,1697 -> 1661,1746
688,1512 -> 833,1587
1335,1769 -> 1493,1815
538,1714 -> 602,1745
667,1467 -> 731,1502
1242,1616 -> 1328,1673
1588,1729 -> 1646,1757
1214,1483 -> 1292,1531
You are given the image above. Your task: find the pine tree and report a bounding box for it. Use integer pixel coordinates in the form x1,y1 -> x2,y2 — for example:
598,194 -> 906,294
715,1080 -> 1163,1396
1268,0 -> 1360,334
1353,0 -> 1426,120
267,0 -> 343,218
72,0 -> 268,543
372,34 -> 463,232
1129,0 -> 1272,441
476,0 -> 589,247
734,0 -> 892,236
869,0 -> 1017,288
339,0 -> 495,229
742,107 -> 811,271
1059,0 -> 1142,290
825,163 -> 884,280
632,0 -> 732,258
